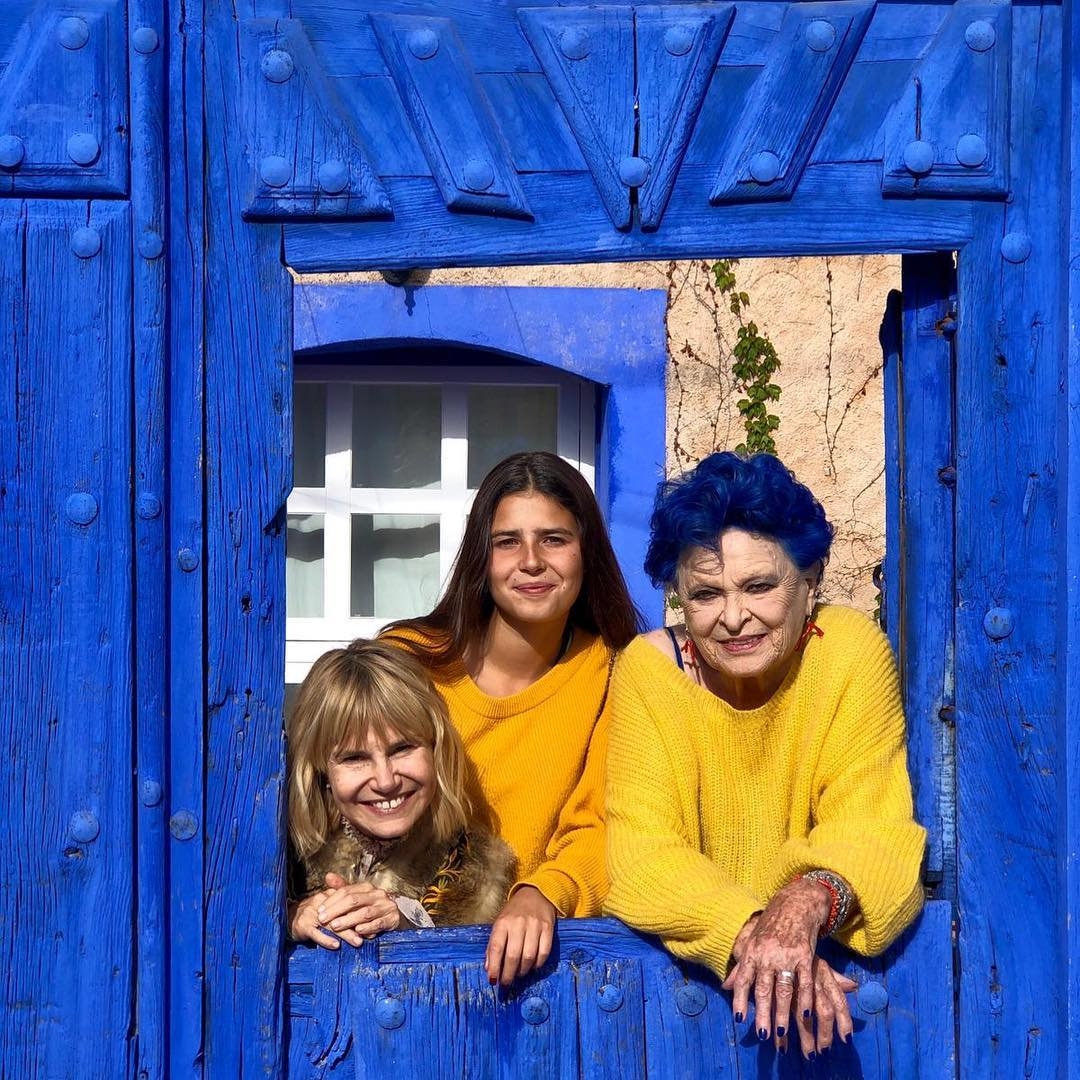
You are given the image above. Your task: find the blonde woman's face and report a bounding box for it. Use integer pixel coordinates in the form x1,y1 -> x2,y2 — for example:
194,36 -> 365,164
327,725 -> 436,841
678,529 -> 816,690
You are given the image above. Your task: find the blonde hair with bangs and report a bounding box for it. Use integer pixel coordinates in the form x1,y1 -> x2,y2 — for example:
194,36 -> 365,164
288,639 -> 469,860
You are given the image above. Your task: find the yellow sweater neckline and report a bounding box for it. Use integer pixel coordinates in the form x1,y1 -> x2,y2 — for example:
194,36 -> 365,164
447,630 -> 608,719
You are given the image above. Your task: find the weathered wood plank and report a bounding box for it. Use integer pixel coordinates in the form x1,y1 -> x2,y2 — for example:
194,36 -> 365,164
167,0 -> 208,1075
283,164 -> 974,271
0,200 -> 134,1078
204,2 -> 293,1075
574,958 -> 646,1080
131,1 -> 169,1077
953,7 -> 1063,1076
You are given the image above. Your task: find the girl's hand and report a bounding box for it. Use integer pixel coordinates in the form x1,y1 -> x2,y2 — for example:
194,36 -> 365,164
289,889 -> 347,950
485,886 -> 556,987
722,878 -> 831,1046
312,872 -> 404,944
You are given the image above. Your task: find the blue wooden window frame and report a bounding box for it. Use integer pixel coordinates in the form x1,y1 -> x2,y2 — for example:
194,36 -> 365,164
294,282 -> 669,627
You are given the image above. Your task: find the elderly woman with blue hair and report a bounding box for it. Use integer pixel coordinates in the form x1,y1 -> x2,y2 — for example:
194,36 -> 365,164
605,452 -> 925,1061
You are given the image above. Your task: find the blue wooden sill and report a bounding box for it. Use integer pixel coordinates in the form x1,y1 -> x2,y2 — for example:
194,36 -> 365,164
286,905 -> 952,1078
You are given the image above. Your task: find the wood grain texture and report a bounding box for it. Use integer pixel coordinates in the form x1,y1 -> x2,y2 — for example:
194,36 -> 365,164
371,14 -> 531,218
166,0 -> 208,1074
0,200 -> 134,1078
131,0 -> 169,1075
204,2 -> 293,1075
897,253 -> 957,890
953,7 -> 1063,1076
881,2 -> 1011,197
0,0 -> 128,196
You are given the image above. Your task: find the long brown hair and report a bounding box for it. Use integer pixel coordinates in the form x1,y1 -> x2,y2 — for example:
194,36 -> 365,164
383,451 -> 641,668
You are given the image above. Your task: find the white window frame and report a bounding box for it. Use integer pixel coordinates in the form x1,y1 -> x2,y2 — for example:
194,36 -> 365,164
285,363 -> 597,684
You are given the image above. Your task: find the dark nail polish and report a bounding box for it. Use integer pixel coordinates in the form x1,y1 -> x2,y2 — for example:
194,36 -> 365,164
734,1011 -> 743,1023
776,1026 -> 785,1037
808,1051 -> 817,1062
803,1009 -> 811,1019
758,1028 -> 768,1041
845,1033 -> 853,1045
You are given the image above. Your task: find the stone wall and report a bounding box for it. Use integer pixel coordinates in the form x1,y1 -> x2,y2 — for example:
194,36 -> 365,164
295,255 -> 898,614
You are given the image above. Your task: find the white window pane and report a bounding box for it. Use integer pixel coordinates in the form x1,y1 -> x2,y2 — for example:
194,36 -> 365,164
467,386 -> 558,488
293,383 -> 326,487
353,385 -> 441,489
287,514 -> 324,617
351,514 -> 440,618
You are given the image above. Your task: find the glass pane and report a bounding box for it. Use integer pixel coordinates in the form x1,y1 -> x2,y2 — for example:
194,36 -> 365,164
468,386 -> 558,487
351,514 -> 440,618
286,514 -> 324,617
353,385 -> 441,489
293,383 -> 326,487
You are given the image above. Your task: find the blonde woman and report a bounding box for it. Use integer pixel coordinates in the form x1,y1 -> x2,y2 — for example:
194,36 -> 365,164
287,640 -> 515,947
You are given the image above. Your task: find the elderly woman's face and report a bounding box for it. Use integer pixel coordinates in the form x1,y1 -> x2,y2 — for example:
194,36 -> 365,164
678,529 -> 817,691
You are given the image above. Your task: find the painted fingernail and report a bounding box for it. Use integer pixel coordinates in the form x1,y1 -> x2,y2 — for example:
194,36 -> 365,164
803,1009 -> 811,1019
776,1026 -> 785,1037
734,1011 -> 743,1023
808,1051 -> 817,1061
845,1033 -> 853,1044
758,1028 -> 768,1041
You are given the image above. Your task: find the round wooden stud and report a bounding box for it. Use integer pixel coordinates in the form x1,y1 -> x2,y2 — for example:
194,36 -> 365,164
618,156 -> 650,188
261,48 -> 294,83
407,28 -> 439,60
139,230 -> 164,260
903,139 -> 934,176
259,155 -> 292,188
169,811 -> 199,841
856,981 -> 889,1015
675,985 -> 707,1016
955,133 -> 987,168
749,150 -> 780,184
1000,232 -> 1031,263
71,227 -> 102,259
318,160 -> 349,194
597,984 -> 624,1012
0,135 -> 25,169
463,157 -> 495,192
521,996 -> 550,1025
664,25 -> 694,56
65,491 -> 99,522
559,28 -> 590,60
136,492 -> 162,519
806,20 -> 836,52
58,17 -> 90,50
965,20 -> 996,52
133,26 -> 159,54
140,779 -> 163,807
983,607 -> 1015,640
177,547 -> 199,572
69,810 -> 100,843
375,997 -> 406,1029
67,133 -> 101,167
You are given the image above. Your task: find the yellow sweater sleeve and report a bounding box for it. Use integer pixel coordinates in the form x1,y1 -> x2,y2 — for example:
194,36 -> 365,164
514,702 -> 609,917
766,624 -> 927,955
604,658 -> 763,973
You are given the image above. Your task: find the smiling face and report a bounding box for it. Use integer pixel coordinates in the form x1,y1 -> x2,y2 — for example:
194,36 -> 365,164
678,529 -> 819,703
326,725 -> 436,841
487,491 -> 584,629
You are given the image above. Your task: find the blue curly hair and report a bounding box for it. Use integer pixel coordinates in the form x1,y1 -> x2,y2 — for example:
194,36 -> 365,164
644,452 -> 834,589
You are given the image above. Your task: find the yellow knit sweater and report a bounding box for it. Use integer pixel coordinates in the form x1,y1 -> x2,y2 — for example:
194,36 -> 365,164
604,605 -> 926,974
387,629 -> 613,918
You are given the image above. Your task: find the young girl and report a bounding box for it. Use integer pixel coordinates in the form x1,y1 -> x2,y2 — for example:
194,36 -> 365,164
287,639 -> 515,948
383,451 -> 641,984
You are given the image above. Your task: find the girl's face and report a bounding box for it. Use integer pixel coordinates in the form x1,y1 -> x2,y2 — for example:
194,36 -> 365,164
487,492 -> 584,628
678,529 -> 817,693
327,725 -> 436,841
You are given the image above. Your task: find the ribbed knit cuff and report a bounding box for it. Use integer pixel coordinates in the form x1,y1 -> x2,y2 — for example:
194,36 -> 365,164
512,868 -> 578,918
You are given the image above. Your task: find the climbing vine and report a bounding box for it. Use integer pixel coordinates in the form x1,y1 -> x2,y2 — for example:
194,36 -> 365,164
712,259 -> 782,455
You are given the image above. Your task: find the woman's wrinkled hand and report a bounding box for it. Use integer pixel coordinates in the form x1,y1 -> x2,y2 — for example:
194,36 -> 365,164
484,885 -> 557,987
722,878 -> 832,1052
791,957 -> 857,1058
290,872 -> 404,949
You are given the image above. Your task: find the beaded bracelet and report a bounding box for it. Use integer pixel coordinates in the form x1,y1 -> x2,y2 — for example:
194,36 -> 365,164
796,869 -> 854,936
